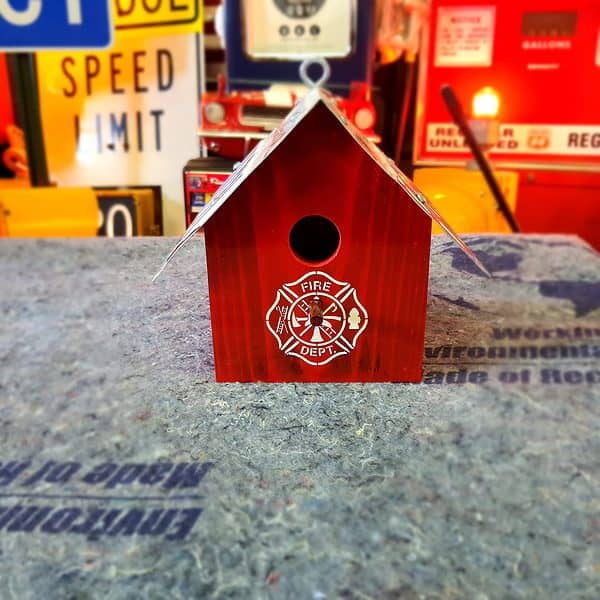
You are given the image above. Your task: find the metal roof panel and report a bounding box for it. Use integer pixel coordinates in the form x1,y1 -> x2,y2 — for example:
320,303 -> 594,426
155,88 -> 489,280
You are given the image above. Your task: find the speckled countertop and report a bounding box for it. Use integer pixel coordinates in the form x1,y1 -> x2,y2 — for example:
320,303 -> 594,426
0,235 -> 598,599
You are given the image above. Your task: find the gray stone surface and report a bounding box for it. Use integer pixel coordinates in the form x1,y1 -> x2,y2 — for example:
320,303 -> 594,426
0,235 -> 598,599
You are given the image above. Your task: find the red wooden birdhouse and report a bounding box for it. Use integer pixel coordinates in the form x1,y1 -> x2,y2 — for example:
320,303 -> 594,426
159,88 -> 487,382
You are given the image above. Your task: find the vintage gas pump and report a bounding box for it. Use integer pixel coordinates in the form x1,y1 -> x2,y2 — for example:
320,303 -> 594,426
224,0 -> 375,94
414,0 -> 600,247
183,0 -> 379,226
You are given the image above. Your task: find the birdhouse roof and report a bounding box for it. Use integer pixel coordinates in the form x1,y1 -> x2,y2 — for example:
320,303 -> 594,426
155,88 -> 489,279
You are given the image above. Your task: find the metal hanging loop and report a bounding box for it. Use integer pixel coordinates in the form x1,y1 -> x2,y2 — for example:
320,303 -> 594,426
299,57 -> 331,89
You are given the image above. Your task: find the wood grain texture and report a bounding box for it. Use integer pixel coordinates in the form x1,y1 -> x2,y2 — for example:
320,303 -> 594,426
204,104 -> 432,382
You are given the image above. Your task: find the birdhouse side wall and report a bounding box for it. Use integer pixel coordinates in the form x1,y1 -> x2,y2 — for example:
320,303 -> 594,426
204,105 -> 432,382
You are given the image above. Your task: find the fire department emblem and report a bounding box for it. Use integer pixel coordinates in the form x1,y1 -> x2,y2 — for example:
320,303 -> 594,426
266,271 -> 368,366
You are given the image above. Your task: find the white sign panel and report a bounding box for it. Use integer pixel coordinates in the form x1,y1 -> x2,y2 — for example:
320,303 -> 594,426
37,33 -> 200,235
434,6 -> 496,67
426,123 -> 600,156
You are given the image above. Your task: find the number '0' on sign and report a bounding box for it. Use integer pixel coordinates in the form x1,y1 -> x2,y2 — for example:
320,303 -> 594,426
0,1 -> 82,26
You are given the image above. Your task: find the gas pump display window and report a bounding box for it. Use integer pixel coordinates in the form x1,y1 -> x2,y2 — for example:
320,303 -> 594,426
521,11 -> 578,37
242,0 -> 354,59
274,0 -> 325,19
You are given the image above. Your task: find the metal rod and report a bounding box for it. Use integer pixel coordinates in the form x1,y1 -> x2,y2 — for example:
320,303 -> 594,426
440,83 -> 521,233
394,56 -> 417,166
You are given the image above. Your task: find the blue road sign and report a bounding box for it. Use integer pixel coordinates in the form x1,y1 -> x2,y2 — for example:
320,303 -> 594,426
0,0 -> 112,51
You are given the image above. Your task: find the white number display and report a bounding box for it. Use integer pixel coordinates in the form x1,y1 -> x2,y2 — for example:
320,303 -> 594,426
98,203 -> 135,237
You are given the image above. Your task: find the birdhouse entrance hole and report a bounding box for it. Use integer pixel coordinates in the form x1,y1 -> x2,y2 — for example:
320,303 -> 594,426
289,215 -> 340,265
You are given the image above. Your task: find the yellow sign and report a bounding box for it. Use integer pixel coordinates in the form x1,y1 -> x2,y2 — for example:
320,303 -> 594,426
113,0 -> 203,36
37,34 -> 201,235
0,187 -> 98,237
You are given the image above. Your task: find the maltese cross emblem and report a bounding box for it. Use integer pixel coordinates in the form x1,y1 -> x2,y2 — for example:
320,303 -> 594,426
266,271 -> 368,366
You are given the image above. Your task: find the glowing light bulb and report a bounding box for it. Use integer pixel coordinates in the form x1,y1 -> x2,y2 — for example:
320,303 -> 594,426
472,87 -> 500,118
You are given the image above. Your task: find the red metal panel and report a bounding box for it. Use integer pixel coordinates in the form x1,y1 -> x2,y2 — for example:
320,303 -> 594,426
204,105 -> 432,382
0,54 -> 14,144
517,171 -> 600,249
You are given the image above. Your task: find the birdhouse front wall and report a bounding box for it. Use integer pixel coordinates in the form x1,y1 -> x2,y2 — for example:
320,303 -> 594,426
204,105 -> 432,382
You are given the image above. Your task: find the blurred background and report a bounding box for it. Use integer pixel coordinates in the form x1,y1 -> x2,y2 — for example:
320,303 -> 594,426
1,0 -> 598,248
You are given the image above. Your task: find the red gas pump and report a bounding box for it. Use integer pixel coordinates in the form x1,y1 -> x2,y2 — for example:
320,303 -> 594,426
415,0 -> 600,248
183,0 -> 380,227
